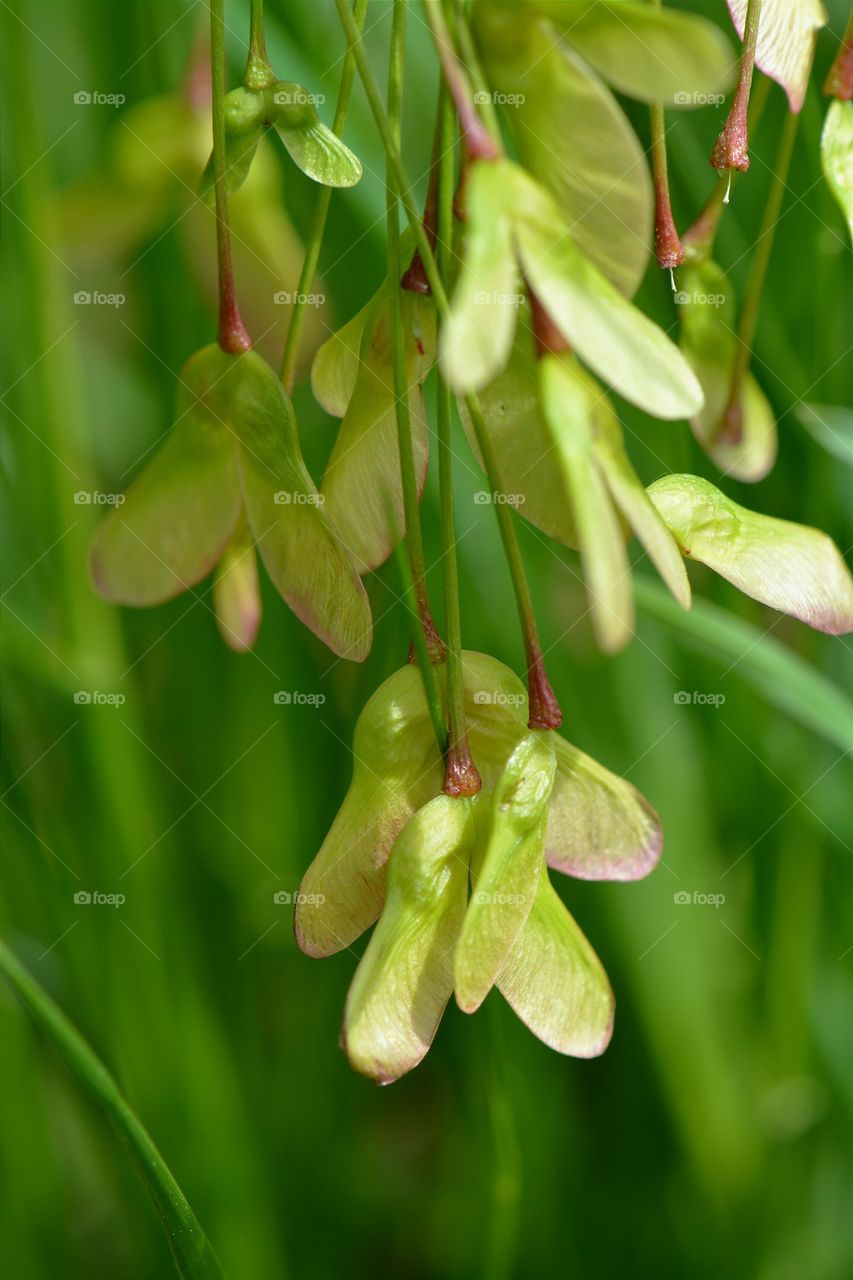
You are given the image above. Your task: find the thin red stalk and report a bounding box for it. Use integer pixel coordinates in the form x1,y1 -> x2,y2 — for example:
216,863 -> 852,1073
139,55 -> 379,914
711,0 -> 763,173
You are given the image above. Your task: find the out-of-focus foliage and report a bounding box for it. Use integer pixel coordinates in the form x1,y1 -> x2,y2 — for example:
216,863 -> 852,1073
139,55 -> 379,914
1,3 -> 852,1279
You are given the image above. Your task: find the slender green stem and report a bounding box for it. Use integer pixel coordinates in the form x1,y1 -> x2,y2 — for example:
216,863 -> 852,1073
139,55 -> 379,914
649,105 -> 684,271
648,0 -> 682,271
245,0 -> 275,88
436,88 -> 480,796
386,0 -> 445,671
721,109 -> 799,442
452,0 -> 501,139
336,0 -> 560,728
279,0 -> 368,390
211,0 -> 251,352
393,539 -> 447,754
422,0 -> 499,159
0,940 -> 227,1280
711,0 -> 763,174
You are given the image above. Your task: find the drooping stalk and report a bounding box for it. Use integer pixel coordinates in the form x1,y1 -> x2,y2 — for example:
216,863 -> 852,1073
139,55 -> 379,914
711,0 -> 763,175
452,0 -> 501,141
683,74 -> 772,259
279,0 -> 368,390
649,0 -> 683,273
0,940 -> 228,1280
387,0 -> 446,667
401,91 -> 441,294
335,0 -> 562,729
210,0 -> 251,352
436,87 -> 481,796
245,0 -> 275,88
720,110 -> 799,442
421,0 -> 499,159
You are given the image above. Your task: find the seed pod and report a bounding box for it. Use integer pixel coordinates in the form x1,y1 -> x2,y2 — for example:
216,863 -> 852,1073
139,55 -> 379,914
295,652 -> 531,957
441,156 -> 703,420
648,474 -> 853,635
342,794 -> 479,1084
90,345 -> 242,606
213,523 -> 261,653
225,349 -> 373,661
317,285 -> 436,573
268,81 -> 362,188
454,730 -> 557,1013
677,261 -> 777,482
91,344 -> 373,660
545,734 -> 662,881
198,86 -> 267,205
496,863 -> 614,1058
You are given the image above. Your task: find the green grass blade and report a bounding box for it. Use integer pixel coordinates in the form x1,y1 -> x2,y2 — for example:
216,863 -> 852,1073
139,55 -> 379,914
0,941 -> 228,1280
635,578 -> 853,752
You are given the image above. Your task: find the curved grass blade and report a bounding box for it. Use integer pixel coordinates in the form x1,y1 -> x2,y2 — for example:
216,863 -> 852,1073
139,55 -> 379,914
635,577 -> 853,752
0,939 -> 228,1280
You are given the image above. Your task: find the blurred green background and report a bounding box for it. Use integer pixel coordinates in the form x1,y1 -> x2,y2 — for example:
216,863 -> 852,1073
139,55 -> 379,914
2,2 -> 852,1277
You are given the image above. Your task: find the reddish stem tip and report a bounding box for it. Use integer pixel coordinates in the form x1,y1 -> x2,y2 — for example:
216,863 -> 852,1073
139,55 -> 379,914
219,301 -> 252,353
407,609 -> 447,667
653,182 -> 686,269
824,37 -> 853,99
527,655 -> 562,731
529,290 -> 571,357
443,740 -> 482,796
711,101 -> 751,173
401,251 -> 431,294
719,396 -> 744,445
